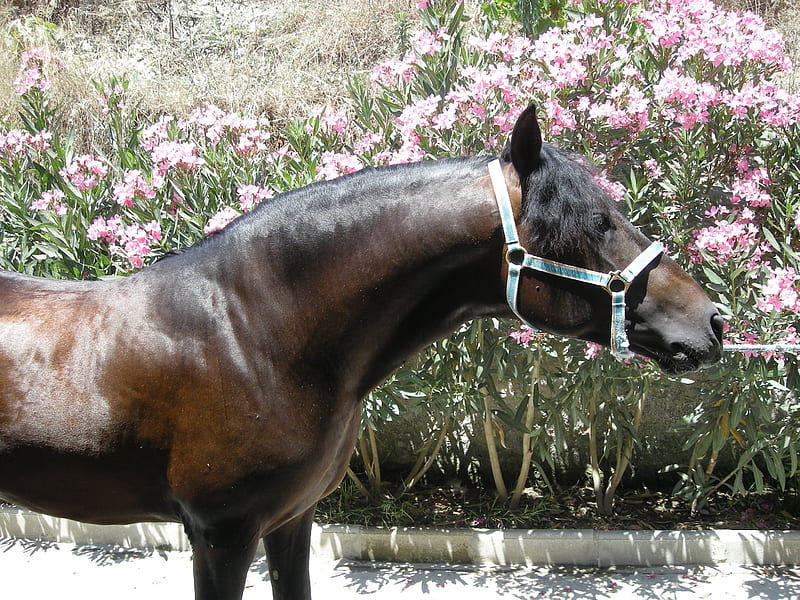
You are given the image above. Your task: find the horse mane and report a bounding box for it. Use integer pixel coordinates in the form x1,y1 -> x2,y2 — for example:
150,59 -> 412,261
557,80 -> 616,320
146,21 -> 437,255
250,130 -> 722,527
157,157 -> 494,264
156,149 -> 606,267
513,144 -> 612,259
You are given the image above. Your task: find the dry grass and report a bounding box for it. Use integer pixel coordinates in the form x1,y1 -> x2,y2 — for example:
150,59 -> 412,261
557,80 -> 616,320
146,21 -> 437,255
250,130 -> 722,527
1,0 -> 798,148
0,0 -> 416,140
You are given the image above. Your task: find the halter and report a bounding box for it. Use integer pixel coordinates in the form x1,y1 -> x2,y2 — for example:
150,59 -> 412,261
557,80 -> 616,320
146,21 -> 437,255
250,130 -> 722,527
488,159 -> 664,360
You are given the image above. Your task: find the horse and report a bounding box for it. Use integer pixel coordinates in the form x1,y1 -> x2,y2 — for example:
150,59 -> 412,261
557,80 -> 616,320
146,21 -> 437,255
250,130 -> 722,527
0,105 -> 723,599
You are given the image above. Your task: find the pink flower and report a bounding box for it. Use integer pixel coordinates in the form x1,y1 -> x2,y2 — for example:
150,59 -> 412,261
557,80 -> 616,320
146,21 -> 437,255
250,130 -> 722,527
87,215 -> 122,243
14,48 -> 52,95
413,29 -> 450,56
30,189 -> 67,215
59,155 -> 108,191
112,170 -> 157,207
508,326 -> 536,347
313,106 -> 348,134
140,115 -> 175,151
187,104 -> 227,131
150,141 -> 204,176
643,159 -> 663,179
543,99 -> 576,135
757,267 -> 800,313
234,128 -> 271,155
0,129 -> 52,161
29,130 -> 52,152
88,216 -> 161,270
236,185 -> 273,212
397,95 -> 440,136
319,152 -> 363,180
731,167 -> 772,208
692,218 -> 757,262
99,84 -> 126,114
370,56 -> 416,88
584,342 -> 603,360
204,207 -> 240,235
594,171 -> 625,201
389,141 -> 425,165
353,132 -> 383,155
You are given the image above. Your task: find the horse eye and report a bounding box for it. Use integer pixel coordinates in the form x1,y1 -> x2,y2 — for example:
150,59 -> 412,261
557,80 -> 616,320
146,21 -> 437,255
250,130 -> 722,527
592,212 -> 613,234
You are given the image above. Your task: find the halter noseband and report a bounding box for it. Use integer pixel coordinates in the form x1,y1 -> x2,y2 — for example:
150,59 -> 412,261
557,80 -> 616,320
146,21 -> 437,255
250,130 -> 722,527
488,159 -> 664,360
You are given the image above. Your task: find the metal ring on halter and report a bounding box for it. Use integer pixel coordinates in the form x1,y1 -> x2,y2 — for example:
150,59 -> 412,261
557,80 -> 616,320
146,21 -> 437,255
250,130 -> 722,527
505,245 -> 527,266
605,272 -> 630,295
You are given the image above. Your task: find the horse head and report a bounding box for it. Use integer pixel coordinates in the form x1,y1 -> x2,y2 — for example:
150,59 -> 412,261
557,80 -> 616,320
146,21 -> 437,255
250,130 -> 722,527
496,106 -> 723,374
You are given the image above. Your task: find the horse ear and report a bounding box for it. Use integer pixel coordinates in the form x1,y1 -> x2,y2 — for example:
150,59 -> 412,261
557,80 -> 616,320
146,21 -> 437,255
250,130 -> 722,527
506,105 -> 542,182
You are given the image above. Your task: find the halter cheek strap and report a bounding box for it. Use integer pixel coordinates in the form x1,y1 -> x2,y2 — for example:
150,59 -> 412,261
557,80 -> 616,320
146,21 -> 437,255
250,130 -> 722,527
488,159 -> 664,360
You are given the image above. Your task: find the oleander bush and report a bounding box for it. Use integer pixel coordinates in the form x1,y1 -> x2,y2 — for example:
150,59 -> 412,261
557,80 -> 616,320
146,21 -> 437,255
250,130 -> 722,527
1,0 -> 799,516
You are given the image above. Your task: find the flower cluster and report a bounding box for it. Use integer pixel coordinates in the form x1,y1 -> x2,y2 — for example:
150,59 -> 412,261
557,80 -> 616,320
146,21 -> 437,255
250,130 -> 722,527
14,48 -> 51,96
318,151 -> 363,179
99,83 -> 127,115
639,0 -> 791,70
150,141 -> 205,177
731,165 -> 772,208
757,267 -> 800,313
0,129 -> 51,162
87,216 -> 163,269
59,154 -> 108,192
140,115 -> 175,151
112,170 -> 157,207
692,218 -> 759,263
312,106 -> 348,135
236,185 -> 273,212
203,207 -> 239,236
186,103 -> 271,154
30,190 -> 67,215
413,28 -> 451,56
507,325 -> 537,347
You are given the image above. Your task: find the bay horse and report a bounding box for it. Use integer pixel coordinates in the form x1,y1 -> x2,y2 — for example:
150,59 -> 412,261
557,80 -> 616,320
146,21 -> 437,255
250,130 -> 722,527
0,106 -> 722,599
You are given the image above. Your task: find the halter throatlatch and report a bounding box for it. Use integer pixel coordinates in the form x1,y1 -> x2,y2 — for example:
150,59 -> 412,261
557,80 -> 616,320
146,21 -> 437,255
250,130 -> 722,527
488,159 -> 664,360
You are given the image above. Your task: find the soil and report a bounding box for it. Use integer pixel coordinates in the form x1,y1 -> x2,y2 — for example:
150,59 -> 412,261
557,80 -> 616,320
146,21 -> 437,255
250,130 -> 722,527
316,482 -> 800,531
3,484 -> 798,532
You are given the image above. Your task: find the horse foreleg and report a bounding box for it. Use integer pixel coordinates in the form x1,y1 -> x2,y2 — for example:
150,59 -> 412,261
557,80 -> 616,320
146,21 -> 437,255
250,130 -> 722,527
263,506 -> 316,600
186,520 -> 260,600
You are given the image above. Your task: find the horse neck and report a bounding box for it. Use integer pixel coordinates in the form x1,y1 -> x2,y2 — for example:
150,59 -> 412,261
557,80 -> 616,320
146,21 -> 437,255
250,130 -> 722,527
238,160 -> 507,398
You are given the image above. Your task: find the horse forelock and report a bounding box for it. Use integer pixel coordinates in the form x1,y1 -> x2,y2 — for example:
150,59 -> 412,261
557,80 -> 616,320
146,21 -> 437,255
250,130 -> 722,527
519,145 -> 613,259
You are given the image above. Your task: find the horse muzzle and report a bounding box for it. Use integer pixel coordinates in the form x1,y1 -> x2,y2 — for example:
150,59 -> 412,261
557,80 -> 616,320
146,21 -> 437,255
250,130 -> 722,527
629,306 -> 724,375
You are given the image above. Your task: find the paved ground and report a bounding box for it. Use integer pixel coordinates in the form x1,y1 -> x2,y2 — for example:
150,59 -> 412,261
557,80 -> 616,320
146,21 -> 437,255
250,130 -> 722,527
2,537 -> 800,599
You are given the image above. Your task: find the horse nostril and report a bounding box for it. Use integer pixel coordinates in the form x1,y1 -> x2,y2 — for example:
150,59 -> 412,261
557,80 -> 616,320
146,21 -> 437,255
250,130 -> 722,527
710,312 -> 724,344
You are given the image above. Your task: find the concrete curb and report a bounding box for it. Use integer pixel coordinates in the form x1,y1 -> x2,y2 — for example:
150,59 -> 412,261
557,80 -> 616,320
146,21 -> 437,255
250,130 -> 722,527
1,506 -> 798,567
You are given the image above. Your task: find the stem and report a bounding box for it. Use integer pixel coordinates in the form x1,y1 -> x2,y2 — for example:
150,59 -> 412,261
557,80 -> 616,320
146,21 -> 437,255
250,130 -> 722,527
399,416 -> 451,496
367,426 -> 381,496
510,342 -> 541,509
345,467 -> 371,499
603,385 -> 646,514
358,431 -> 373,483
400,431 -> 436,494
482,387 -> 508,502
587,386 -> 605,514
705,450 -> 720,476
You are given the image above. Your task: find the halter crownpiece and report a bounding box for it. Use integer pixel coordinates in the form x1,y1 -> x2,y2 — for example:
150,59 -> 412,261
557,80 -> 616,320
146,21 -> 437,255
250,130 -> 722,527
488,159 -> 664,360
